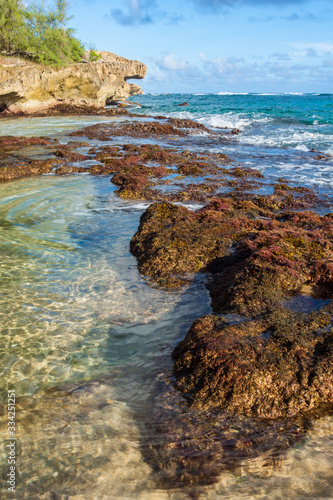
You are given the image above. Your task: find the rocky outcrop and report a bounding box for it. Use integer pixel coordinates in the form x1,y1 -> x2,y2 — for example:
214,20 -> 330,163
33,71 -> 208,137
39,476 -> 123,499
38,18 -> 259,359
0,50 -> 146,114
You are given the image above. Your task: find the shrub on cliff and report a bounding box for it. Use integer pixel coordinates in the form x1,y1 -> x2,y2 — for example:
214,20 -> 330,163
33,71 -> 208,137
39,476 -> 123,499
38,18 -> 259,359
0,0 -> 84,67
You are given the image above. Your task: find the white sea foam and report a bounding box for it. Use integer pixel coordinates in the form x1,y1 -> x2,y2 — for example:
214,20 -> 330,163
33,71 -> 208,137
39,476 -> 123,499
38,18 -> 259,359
111,202 -> 151,211
174,202 -> 205,210
238,128 -> 333,151
217,92 -> 250,95
257,160 -> 333,187
198,112 -> 272,131
295,144 -> 309,152
185,111 -> 270,131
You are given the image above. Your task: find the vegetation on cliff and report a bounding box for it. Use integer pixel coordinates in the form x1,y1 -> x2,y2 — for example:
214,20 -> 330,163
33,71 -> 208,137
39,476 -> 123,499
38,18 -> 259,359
0,0 -> 84,67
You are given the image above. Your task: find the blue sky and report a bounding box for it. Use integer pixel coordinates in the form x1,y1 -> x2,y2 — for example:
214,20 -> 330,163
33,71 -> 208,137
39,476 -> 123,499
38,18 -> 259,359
71,0 -> 333,93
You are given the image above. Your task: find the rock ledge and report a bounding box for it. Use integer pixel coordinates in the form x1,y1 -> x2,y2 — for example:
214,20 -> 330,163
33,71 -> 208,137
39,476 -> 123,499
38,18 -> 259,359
0,50 -> 146,114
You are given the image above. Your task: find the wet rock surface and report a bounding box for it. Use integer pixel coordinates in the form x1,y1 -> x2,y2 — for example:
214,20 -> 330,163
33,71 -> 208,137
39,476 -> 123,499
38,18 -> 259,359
130,199 -> 268,286
173,308 -> 333,418
132,202 -> 333,492
68,117 -> 211,140
0,104 -> 130,117
131,200 -> 333,416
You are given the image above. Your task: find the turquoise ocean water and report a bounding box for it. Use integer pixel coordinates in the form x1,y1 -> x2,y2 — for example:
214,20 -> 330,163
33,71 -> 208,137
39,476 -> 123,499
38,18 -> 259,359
131,92 -> 333,150
130,92 -> 333,189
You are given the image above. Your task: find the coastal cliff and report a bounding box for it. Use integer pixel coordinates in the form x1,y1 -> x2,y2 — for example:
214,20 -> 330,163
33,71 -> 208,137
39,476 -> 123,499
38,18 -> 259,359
0,50 -> 146,114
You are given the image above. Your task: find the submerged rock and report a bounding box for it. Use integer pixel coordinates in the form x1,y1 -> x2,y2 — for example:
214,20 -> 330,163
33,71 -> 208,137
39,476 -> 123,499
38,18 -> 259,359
0,159 -> 60,181
69,118 -> 210,140
142,372 -> 311,493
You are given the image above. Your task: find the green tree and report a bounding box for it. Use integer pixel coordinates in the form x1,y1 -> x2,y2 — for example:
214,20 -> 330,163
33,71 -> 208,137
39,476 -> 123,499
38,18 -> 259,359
54,0 -> 72,28
0,0 -> 28,53
0,0 -> 84,67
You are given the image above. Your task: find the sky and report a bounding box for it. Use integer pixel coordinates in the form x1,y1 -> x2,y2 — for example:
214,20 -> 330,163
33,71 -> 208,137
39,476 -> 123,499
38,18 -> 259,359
70,0 -> 333,93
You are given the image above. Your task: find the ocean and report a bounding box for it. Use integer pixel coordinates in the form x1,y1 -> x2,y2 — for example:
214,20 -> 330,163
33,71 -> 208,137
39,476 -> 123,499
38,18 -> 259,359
131,92 -> 333,189
132,93 -> 333,151
0,93 -> 332,499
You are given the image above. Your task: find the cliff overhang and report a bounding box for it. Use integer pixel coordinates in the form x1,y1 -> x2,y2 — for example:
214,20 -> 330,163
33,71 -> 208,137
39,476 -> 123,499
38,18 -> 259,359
0,50 -> 147,115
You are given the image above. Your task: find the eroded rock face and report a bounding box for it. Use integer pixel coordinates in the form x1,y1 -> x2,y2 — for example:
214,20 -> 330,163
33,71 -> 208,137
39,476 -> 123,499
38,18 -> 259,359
0,51 -> 146,114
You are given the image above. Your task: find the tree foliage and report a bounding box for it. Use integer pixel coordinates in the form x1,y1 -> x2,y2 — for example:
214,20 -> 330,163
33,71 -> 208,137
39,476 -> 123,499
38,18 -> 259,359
0,0 -> 28,53
0,0 -> 84,67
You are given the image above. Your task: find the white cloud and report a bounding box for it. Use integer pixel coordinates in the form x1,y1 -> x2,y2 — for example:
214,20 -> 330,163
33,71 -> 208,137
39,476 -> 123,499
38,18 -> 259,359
190,0 -> 310,12
289,41 -> 333,57
110,0 -> 185,26
156,53 -> 197,71
144,50 -> 333,93
111,0 -> 156,25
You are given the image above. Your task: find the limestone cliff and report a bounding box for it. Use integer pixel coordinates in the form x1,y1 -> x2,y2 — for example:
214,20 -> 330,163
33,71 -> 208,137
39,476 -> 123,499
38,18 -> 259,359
0,50 -> 146,114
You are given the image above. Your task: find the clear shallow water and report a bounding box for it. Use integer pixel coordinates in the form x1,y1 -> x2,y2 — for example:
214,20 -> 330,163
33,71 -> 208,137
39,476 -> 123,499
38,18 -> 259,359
0,100 -> 333,498
0,174 -> 212,498
0,115 -> 127,138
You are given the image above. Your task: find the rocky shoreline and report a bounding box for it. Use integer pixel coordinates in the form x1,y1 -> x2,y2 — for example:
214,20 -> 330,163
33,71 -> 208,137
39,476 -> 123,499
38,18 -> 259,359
1,113 -> 333,494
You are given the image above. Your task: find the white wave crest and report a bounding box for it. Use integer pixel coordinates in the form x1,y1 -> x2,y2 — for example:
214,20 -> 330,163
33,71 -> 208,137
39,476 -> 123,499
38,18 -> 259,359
198,112 -> 272,131
217,92 -> 249,95
295,144 -> 310,152
239,129 -> 333,151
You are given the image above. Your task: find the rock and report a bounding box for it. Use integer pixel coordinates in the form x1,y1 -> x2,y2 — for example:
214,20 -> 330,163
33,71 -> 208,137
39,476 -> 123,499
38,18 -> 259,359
170,208 -> 333,418
0,159 -> 59,181
167,118 -> 209,132
145,369 -> 310,491
6,104 -> 130,117
54,149 -> 88,162
130,199 -> 271,287
0,51 -> 146,114
209,210 -> 333,317
110,161 -> 169,199
55,165 -> 86,175
129,83 -> 144,96
173,307 -> 333,419
69,120 -> 187,140
231,128 -> 241,134
131,196 -> 333,419
314,154 -> 333,161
